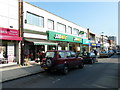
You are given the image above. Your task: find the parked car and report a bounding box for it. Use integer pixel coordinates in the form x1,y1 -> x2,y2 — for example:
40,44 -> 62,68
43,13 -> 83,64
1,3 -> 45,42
108,50 -> 114,56
40,50 -> 84,74
81,52 -> 97,64
116,50 -> 120,55
99,51 -> 110,58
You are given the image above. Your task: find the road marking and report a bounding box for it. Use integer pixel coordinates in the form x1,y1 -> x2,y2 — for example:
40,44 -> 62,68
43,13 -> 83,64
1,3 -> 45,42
52,79 -> 61,84
92,84 -> 108,88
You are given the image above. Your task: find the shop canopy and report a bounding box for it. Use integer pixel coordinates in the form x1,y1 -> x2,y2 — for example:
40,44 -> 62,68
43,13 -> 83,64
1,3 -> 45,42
25,38 -> 58,45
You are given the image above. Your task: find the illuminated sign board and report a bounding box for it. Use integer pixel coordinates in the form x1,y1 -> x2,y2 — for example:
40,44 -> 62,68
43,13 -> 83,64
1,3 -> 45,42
82,39 -> 90,45
90,43 -> 96,46
47,31 -> 82,43
74,38 -> 81,41
54,34 -> 67,40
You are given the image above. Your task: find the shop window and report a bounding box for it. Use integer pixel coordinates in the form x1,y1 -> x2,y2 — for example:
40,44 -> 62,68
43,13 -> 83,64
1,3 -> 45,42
57,22 -> 66,33
26,11 -> 44,27
47,19 -> 54,30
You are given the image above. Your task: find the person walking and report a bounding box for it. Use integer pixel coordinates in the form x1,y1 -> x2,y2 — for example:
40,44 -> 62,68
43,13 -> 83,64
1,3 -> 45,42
93,49 -> 98,62
39,51 -> 44,64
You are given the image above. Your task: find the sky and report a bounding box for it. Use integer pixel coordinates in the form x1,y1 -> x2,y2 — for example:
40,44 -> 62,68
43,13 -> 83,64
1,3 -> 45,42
26,1 -> 118,43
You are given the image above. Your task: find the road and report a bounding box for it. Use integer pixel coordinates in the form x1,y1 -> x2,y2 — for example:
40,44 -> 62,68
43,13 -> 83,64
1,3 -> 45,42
2,55 -> 120,88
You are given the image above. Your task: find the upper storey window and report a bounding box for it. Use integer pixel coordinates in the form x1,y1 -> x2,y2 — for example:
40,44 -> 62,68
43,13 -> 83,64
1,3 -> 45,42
26,12 -> 44,27
57,22 -> 66,33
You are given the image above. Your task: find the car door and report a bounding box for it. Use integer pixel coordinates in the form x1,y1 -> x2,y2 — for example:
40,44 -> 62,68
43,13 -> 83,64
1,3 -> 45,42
65,51 -> 74,68
57,51 -> 66,64
70,51 -> 78,67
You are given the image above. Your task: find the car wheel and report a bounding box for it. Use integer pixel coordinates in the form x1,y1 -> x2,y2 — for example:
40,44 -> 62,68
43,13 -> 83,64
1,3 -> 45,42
79,62 -> 84,69
45,59 -> 53,67
90,59 -> 94,64
62,65 -> 69,75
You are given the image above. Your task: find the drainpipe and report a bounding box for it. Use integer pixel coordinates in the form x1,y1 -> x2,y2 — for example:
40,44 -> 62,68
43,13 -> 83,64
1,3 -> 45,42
19,0 -> 24,65
87,28 -> 90,53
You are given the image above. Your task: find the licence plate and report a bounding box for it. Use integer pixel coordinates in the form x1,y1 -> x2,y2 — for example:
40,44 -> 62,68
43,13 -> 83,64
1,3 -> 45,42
43,67 -> 48,69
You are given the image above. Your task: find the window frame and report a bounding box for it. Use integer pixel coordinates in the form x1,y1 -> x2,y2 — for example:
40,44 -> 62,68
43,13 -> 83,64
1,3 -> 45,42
47,19 -> 54,30
73,28 -> 79,36
66,26 -> 72,34
26,11 -> 44,27
57,22 -> 66,33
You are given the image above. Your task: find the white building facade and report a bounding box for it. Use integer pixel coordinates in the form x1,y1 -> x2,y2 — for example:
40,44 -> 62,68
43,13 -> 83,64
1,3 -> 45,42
0,0 -> 22,65
23,2 -> 88,61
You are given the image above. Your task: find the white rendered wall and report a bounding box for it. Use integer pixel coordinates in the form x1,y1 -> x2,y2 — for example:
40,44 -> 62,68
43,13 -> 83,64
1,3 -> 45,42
0,0 -> 19,30
23,2 -> 88,39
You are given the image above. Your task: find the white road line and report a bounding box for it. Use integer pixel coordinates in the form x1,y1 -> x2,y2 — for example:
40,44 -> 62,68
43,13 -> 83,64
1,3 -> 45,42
52,78 -> 61,84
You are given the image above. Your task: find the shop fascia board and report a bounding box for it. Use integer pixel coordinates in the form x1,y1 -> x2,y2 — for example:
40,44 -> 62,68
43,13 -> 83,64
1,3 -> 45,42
24,38 -> 58,45
24,29 -> 47,35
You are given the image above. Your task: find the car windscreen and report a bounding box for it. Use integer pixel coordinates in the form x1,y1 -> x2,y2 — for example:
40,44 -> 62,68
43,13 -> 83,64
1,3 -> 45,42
45,52 -> 56,58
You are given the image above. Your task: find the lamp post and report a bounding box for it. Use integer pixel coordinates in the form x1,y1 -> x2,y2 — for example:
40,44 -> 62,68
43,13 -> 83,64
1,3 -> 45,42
101,32 -> 104,50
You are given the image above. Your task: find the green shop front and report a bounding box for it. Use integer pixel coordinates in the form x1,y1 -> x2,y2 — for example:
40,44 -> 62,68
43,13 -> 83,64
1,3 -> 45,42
82,39 -> 90,52
47,31 -> 83,52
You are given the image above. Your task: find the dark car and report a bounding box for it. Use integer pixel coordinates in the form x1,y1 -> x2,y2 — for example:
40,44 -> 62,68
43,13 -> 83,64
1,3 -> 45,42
99,51 -> 110,58
40,50 -> 84,74
108,50 -> 114,56
116,50 -> 120,55
81,52 -> 97,64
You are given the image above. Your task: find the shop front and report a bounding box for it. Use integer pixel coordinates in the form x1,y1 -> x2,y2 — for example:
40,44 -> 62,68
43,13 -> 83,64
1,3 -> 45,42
82,39 -> 90,53
90,43 -> 97,51
47,31 -> 83,52
96,43 -> 101,54
24,38 -> 58,61
0,27 -> 22,65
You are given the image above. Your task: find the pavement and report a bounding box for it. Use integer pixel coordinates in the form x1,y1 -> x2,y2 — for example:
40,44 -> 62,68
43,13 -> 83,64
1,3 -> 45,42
1,61 -> 44,83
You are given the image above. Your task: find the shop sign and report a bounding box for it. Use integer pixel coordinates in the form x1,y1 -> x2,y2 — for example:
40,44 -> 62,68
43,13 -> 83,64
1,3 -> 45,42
82,39 -> 90,45
0,27 -> 22,40
96,44 -> 101,47
90,43 -> 96,46
47,31 -> 82,43
74,38 -> 81,41
54,34 -> 67,40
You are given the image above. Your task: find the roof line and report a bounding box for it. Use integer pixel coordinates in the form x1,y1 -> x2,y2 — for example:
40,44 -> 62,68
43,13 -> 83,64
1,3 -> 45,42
24,1 -> 88,30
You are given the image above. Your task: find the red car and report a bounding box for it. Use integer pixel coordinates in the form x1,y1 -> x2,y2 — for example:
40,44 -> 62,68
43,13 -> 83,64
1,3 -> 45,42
40,50 -> 84,74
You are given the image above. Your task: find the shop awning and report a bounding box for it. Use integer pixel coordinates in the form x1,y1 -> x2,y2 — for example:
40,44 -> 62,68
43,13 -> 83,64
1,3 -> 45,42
25,38 -> 58,45
0,36 -> 22,41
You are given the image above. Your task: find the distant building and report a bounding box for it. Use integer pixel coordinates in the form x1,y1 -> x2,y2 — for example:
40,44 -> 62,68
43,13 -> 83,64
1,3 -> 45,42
108,36 -> 117,50
108,36 -> 117,45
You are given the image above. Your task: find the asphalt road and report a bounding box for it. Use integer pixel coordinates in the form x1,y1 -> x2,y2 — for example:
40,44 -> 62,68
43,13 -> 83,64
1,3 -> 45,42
2,55 -> 120,88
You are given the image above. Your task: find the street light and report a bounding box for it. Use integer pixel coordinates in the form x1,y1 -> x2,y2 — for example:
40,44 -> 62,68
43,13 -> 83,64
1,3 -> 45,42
101,32 -> 104,50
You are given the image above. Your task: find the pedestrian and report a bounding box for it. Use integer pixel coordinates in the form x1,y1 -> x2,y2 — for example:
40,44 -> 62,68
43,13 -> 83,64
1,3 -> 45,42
93,49 -> 98,62
93,49 -> 97,56
39,51 -> 44,63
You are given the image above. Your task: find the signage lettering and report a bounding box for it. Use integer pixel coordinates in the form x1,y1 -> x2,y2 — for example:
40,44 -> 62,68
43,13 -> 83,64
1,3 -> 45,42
74,38 -> 81,41
54,34 -> 67,40
92,44 -> 96,46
